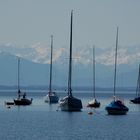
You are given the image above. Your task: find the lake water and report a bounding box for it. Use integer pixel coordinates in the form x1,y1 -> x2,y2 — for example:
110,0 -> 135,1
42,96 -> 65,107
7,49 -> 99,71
0,91 -> 140,140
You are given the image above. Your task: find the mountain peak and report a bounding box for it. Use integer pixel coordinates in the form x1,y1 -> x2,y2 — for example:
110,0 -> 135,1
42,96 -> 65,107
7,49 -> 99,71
0,43 -> 139,66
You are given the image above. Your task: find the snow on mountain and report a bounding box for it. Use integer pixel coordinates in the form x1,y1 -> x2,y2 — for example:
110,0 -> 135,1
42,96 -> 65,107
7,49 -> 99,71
0,43 -> 139,87
0,43 -> 139,66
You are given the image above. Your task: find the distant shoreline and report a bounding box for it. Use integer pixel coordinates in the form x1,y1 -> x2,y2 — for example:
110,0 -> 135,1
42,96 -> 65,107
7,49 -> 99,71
0,85 -> 136,92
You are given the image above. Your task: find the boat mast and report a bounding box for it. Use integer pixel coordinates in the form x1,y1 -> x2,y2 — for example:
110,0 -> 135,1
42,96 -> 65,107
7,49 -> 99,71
93,47 -> 96,99
113,27 -> 119,101
68,10 -> 73,96
136,64 -> 140,97
17,57 -> 21,94
49,35 -> 53,94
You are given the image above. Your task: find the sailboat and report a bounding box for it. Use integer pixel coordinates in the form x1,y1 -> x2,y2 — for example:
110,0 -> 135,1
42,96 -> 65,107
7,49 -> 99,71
44,35 -> 59,103
14,57 -> 33,105
59,11 -> 83,111
105,27 -> 129,115
130,64 -> 140,104
87,47 -> 100,108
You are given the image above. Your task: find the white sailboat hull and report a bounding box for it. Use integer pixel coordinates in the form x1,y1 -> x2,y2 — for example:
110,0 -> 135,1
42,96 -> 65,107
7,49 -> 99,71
44,92 -> 59,103
59,96 -> 82,111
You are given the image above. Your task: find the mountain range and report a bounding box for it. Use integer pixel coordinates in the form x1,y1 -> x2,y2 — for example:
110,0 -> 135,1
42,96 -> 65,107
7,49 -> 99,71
0,43 -> 139,89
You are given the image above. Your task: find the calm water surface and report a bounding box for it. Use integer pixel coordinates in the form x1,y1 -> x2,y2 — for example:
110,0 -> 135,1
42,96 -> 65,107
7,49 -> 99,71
0,91 -> 140,140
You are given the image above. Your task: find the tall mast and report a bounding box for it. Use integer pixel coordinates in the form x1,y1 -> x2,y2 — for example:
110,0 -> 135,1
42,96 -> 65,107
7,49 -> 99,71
68,10 -> 73,96
93,47 -> 96,98
17,57 -> 20,94
136,64 -> 140,97
113,27 -> 119,100
49,35 -> 53,94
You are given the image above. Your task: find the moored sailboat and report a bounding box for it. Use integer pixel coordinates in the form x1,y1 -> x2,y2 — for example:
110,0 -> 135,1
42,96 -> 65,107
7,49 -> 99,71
87,47 -> 100,108
130,64 -> 140,104
59,11 -> 82,111
105,27 -> 129,115
44,35 -> 59,103
14,57 -> 33,105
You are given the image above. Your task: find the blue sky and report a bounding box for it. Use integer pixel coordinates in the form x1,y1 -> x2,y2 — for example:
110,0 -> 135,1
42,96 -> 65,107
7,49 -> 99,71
0,0 -> 140,48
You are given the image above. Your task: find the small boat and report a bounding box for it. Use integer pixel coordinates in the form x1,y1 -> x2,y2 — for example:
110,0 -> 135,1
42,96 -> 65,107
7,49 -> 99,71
14,98 -> 32,105
87,99 -> 100,108
14,90 -> 33,105
44,92 -> 59,103
130,65 -> 140,104
14,58 -> 33,106
106,97 -> 129,115
130,97 -> 140,104
59,11 -> 82,111
87,47 -> 100,108
5,101 -> 14,105
59,95 -> 82,111
105,27 -> 129,115
44,35 -> 59,103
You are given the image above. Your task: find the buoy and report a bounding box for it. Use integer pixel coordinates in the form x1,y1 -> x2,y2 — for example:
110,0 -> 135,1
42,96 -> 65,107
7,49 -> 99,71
88,111 -> 93,115
7,106 -> 11,109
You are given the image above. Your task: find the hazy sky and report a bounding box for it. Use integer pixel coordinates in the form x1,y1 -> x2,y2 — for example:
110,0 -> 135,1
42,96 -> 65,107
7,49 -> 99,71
0,0 -> 139,48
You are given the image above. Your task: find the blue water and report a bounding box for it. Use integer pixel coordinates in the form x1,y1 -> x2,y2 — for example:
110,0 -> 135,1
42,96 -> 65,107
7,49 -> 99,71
0,91 -> 140,140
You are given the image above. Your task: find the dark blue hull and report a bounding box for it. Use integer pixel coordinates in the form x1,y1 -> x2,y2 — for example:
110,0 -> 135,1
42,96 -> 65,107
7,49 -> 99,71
130,97 -> 140,104
105,100 -> 129,115
44,92 -> 59,103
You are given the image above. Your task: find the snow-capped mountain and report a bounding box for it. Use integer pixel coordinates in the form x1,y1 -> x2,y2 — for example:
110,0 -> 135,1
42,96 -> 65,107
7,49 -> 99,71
0,43 -> 139,88
0,43 -> 140,66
